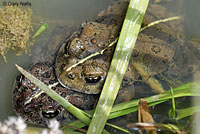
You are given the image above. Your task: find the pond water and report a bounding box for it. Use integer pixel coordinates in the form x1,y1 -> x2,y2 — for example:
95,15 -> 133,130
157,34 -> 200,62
0,0 -> 200,133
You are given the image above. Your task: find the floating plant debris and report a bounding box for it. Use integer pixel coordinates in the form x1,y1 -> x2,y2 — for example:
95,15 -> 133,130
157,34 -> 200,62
0,6 -> 33,62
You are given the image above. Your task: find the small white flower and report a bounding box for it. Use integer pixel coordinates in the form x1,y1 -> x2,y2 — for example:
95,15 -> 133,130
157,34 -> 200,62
0,124 -> 9,134
0,116 -> 26,134
15,117 -> 27,132
48,119 -> 60,130
48,119 -> 62,134
40,129 -> 49,134
39,119 -> 62,134
0,117 -> 63,134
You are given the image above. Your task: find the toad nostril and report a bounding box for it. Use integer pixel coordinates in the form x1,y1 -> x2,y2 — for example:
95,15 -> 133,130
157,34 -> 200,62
84,76 -> 101,84
41,109 -> 60,119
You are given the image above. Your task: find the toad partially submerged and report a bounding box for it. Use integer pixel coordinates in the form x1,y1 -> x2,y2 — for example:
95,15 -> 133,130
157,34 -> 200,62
13,1 -> 200,126
55,2 -> 200,94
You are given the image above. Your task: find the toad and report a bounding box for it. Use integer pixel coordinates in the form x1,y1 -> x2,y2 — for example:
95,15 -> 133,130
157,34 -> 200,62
56,2 -> 200,95
13,0 -> 200,126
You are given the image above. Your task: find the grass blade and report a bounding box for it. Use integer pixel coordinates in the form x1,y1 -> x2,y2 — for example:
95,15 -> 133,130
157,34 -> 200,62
87,0 -> 149,133
176,105 -> 200,120
32,23 -> 47,39
65,81 -> 200,130
15,64 -> 91,125
16,64 -> 112,134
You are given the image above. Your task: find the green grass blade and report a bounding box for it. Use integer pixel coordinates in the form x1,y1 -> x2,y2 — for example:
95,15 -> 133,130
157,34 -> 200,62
16,64 -> 91,125
111,82 -> 200,114
106,123 -> 131,134
16,64 -> 111,134
65,81 -> 200,130
26,126 -> 84,134
176,105 -> 200,120
32,23 -> 47,39
87,0 -> 149,133
168,88 -> 177,120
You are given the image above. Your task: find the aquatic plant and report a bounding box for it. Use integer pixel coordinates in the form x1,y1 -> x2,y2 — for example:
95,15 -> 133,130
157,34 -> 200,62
32,23 -> 48,39
87,0 -> 149,133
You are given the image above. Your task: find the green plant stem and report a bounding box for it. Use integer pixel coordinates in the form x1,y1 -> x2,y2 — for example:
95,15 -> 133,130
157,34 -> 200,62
65,81 -> 200,130
32,23 -> 47,39
168,88 -> 177,120
23,80 -> 200,133
176,105 -> 200,120
26,126 -> 84,134
110,82 -> 200,118
16,64 -> 111,134
87,0 -> 149,133
16,64 -> 90,125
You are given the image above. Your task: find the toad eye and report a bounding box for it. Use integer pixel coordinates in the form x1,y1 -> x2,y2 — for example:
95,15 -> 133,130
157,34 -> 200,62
82,63 -> 104,84
84,76 -> 102,84
41,109 -> 60,119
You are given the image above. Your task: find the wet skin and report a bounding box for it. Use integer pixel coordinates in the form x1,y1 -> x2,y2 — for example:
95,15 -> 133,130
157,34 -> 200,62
13,1 -> 200,126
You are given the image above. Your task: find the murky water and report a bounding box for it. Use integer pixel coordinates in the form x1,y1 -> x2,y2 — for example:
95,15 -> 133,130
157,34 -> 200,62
0,0 -> 200,133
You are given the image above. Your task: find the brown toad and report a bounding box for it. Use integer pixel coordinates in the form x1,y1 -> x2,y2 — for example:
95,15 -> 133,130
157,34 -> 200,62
55,1 -> 132,94
56,2 -> 200,95
13,0 -> 200,127
13,1 -> 135,126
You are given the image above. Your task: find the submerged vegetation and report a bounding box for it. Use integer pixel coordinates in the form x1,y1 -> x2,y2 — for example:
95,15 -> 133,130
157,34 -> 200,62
32,23 -> 48,39
0,6 -> 33,62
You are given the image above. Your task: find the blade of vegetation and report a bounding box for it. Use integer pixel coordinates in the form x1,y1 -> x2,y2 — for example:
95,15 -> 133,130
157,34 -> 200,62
127,123 -> 181,133
87,0 -> 149,133
16,64 -> 116,134
32,23 -> 47,39
140,16 -> 181,32
138,99 -> 156,134
16,64 -> 91,125
168,88 -> 177,120
110,82 -> 200,118
65,81 -> 200,130
106,123 -> 131,134
26,126 -> 84,134
63,15 -> 180,72
176,105 -> 200,120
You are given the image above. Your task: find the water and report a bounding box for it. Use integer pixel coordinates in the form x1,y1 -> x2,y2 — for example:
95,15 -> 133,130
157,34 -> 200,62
0,0 -> 200,133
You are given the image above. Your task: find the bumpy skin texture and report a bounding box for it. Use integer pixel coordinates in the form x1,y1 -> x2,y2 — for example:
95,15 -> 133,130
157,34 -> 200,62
133,3 -> 200,86
55,1 -> 129,94
13,0 -> 200,126
13,63 -> 98,125
13,1 -> 132,126
56,1 -> 200,94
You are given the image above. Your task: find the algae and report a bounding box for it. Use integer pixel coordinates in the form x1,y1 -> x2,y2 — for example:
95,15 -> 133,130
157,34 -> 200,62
0,6 -> 33,62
